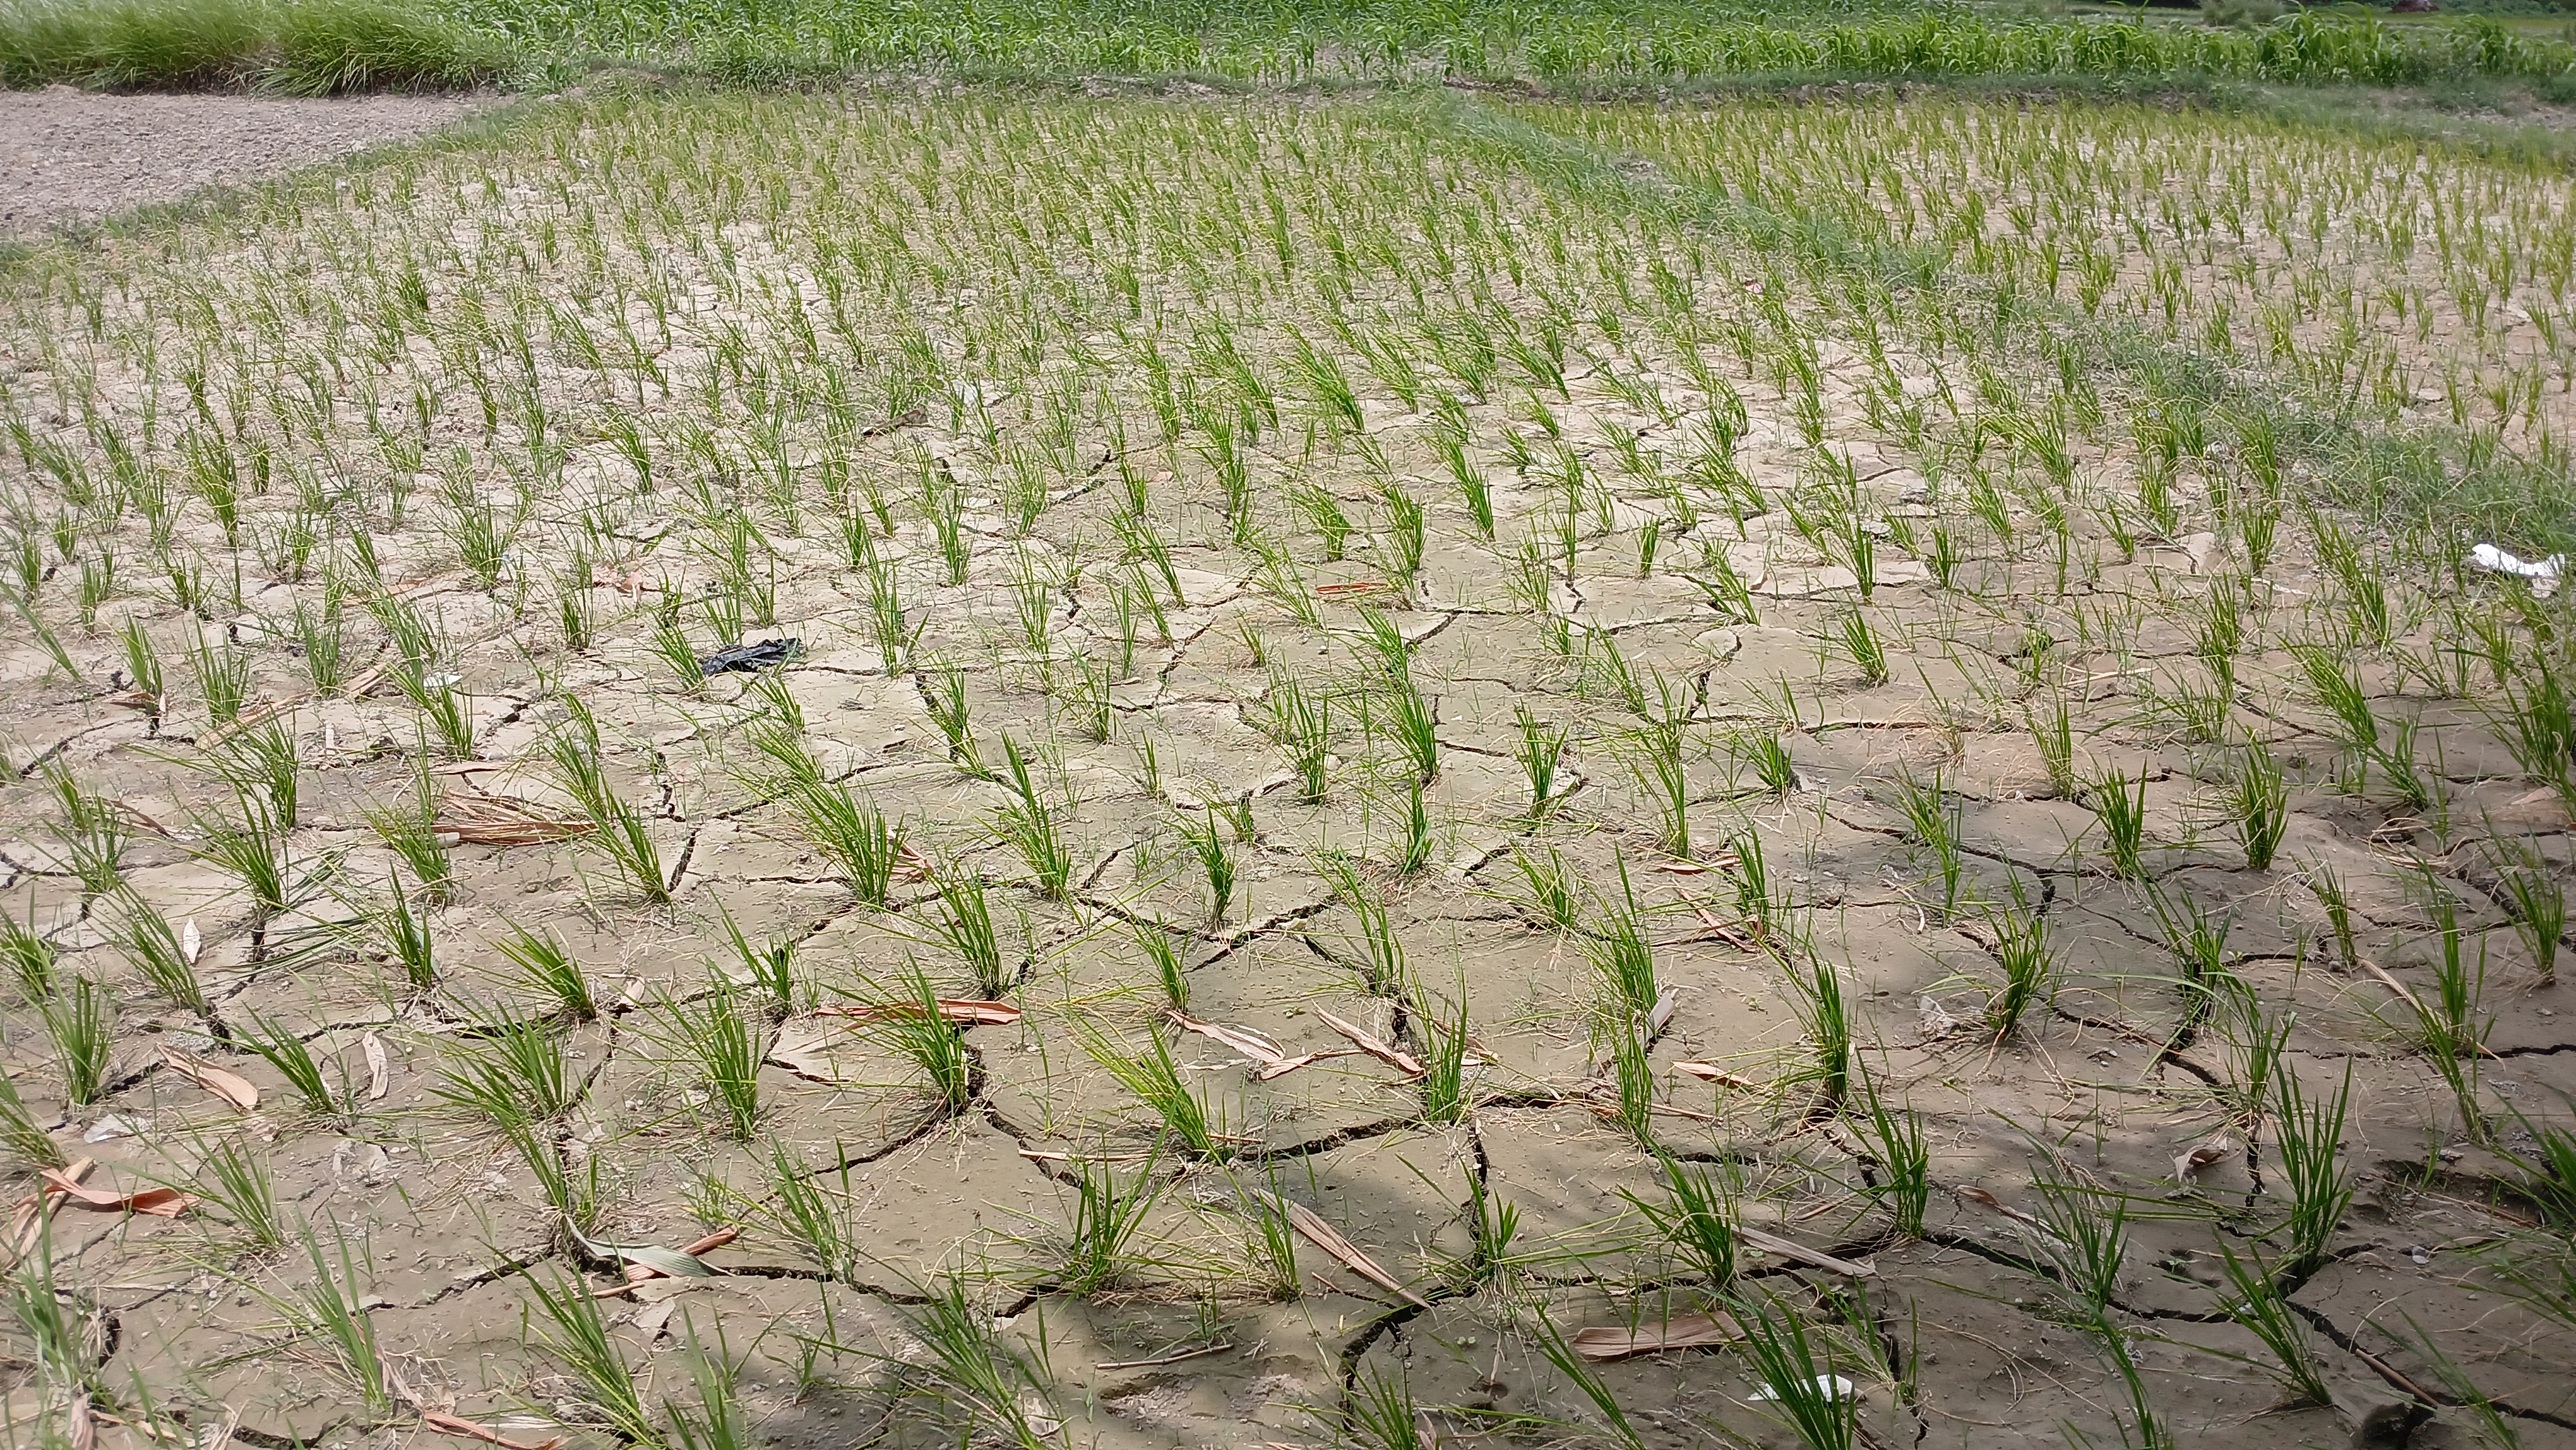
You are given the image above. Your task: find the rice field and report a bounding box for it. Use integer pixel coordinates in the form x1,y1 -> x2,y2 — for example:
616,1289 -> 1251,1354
2,79 -> 2575,1450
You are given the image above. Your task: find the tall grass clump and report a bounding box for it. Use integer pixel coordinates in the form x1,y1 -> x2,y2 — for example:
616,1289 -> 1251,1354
0,0 -> 514,94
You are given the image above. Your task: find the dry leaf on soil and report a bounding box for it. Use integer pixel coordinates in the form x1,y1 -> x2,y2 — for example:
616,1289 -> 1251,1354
161,1048 -> 258,1111
1571,1312 -> 1741,1360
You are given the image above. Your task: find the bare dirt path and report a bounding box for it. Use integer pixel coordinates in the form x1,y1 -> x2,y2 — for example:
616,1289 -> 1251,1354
0,85 -> 497,239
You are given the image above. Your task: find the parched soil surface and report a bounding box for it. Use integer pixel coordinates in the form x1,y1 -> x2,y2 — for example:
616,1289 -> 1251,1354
0,86 -> 495,239
1,88 -> 2573,1450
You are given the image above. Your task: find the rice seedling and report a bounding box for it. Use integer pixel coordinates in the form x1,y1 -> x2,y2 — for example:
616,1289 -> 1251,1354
2224,745 -> 2289,872
1175,806 -> 1235,923
42,762 -> 128,893
1135,923 -> 1187,1009
1513,704 -> 1565,817
1982,881 -> 2057,1038
191,1137 -> 288,1250
495,922 -> 597,1022
379,869 -> 437,993
2488,834 -> 2565,983
364,763 -> 451,901
1736,728 -> 1796,798
1269,674 -> 1330,803
1895,771 -> 1965,923
527,1271 -> 659,1446
1853,1066 -> 1931,1237
1583,851 -> 1658,1020
861,962 -> 975,1110
186,628 -> 251,728
1073,1016 -> 1227,1161
1341,1363 -> 1428,1450
1513,842 -> 1581,930
2088,766 -> 2149,880
547,697 -> 671,905
1386,678 -> 1438,785
891,1271 -> 1056,1450
786,779 -> 905,909
288,1227 -> 391,1417
662,983 -> 765,1141
1835,610 -> 1890,686
1625,1153 -> 1736,1292
101,887 -> 204,1014
437,1004 -> 581,1129
663,1319 -> 753,1450
1730,1293 -> 1856,1450
0,904 -> 54,998
39,975 -> 112,1106
2027,694 -> 2077,798
1631,676 -> 1693,859
2032,1173 -> 2130,1318
2271,1062 -> 2356,1279
236,1010 -> 345,1122
926,860 -> 1010,998
758,1142 -> 864,1282
1786,956 -> 1852,1108
0,1072 -> 64,1170
1053,1150 -> 1164,1297
2214,1243 -> 2332,1406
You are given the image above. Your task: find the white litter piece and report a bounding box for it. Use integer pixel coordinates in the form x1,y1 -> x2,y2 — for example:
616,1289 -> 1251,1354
2471,542 -> 2565,582
1751,1375 -> 1857,1403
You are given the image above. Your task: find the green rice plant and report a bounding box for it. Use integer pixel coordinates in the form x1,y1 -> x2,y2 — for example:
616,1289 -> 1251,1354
0,1072 -> 64,1169
1055,1149 -> 1164,1297
379,869 -> 436,993
2,1234 -> 94,1397
0,903 -> 54,998
102,886 -> 204,1014
547,698 -> 671,905
1435,431 -> 1494,541
1380,485 -> 1427,597
1513,843 -> 1580,930
2413,880 -> 2492,1063
1386,678 -> 1438,786
1583,851 -> 1658,1020
717,906 -> 797,1018
1853,1067 -> 1931,1237
527,1271 -> 659,1446
2293,643 -> 2380,787
648,618 -> 705,693
1073,1016 -> 1226,1161
1786,956 -> 1852,1108
1730,1292 -> 1856,1450
760,1142 -> 862,1282
662,1319 -> 752,1450
923,663 -> 985,776
496,922 -> 596,1022
1731,828 -> 1778,936
1631,675 -> 1693,859
862,962 -> 975,1110
1525,1307 -> 1649,1450
39,975 -> 112,1106
1624,1153 -> 1736,1292
1136,924 -> 1186,1009
1601,1004 -> 1656,1144
2088,767 -> 2149,880
1413,981 -> 1472,1127
893,1271 -> 1055,1450
787,779 -> 905,909
1342,1363 -> 1426,1450
364,763 -> 451,901
192,789 -> 299,926
1290,478 -> 1353,562
121,618 -> 163,711
2214,1243 -> 2331,1406
1395,776 -> 1433,877
43,762 -> 129,892
1983,881 -> 2056,1038
1736,729 -> 1796,798
236,1010 -> 343,1122
2489,835 -> 2565,984
1321,853 -> 1405,992
1513,704 -> 1565,817
2028,694 -> 2077,798
1691,551 -> 1760,625
926,860 -> 1008,998
2272,1062 -> 2356,1279
1895,771 -> 1965,923
290,1226 -> 390,1417
191,1137 -> 287,1250
1270,674 -> 1330,803
187,629 -> 251,728
1835,610 -> 1889,686
2497,1102 -> 2576,1231
2226,746 -> 2289,872
436,1004 -> 580,1129
2032,1175 -> 2128,1317
1175,807 -> 1234,923
2308,860 -> 2359,968
211,717 -> 302,829
662,983 -> 763,1141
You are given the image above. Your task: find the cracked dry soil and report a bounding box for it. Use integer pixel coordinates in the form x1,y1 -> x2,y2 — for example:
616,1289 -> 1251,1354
0,88 -> 2572,1450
